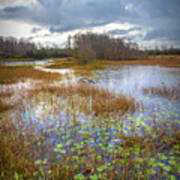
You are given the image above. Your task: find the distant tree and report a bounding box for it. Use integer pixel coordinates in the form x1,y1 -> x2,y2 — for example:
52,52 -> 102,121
66,35 -> 72,56
74,33 -> 96,64
73,32 -> 144,62
0,36 -> 36,58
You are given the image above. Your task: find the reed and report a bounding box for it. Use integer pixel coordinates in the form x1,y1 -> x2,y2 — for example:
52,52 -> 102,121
0,99 -> 13,112
27,83 -> 138,116
142,86 -> 180,100
0,65 -> 62,84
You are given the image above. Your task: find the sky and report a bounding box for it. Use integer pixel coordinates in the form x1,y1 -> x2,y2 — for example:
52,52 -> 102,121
0,0 -> 179,49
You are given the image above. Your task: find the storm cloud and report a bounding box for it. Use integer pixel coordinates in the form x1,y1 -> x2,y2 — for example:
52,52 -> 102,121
0,0 -> 179,48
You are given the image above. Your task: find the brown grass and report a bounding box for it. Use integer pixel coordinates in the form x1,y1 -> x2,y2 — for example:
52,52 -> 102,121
73,70 -> 93,77
0,115 -> 38,178
142,86 -> 180,100
47,57 -> 105,70
0,90 -> 13,97
0,99 -> 13,112
0,65 -> 62,84
28,83 -> 139,116
101,55 -> 180,67
168,70 -> 180,75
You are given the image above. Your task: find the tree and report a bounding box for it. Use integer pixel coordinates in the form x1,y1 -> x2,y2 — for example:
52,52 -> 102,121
74,33 -> 96,64
73,32 -> 144,62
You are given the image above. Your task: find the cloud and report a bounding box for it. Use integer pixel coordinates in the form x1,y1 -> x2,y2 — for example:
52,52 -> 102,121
108,27 -> 142,35
0,0 -> 179,48
144,29 -> 180,41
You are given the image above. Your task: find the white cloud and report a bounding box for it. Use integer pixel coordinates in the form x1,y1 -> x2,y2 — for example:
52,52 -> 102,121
91,22 -> 135,33
0,19 -> 177,49
0,19 -> 39,38
0,0 -> 38,9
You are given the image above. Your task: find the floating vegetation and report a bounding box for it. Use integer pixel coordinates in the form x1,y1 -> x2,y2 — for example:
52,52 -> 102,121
0,91 -> 180,179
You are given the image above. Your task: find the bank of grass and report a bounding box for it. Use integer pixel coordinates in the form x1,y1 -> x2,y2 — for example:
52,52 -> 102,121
101,55 -> 180,67
73,70 -> 93,77
47,55 -> 180,70
46,57 -> 105,70
142,86 -> 180,100
0,65 -> 62,84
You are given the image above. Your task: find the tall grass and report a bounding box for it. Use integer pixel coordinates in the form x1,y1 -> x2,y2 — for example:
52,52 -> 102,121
0,65 -> 62,84
0,99 -> 13,112
27,83 -> 138,117
142,86 -> 180,100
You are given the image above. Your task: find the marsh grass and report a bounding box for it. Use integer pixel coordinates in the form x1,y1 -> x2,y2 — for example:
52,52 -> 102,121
0,65 -> 62,84
0,89 -> 13,97
0,99 -> 13,112
101,55 -> 180,67
46,57 -> 105,70
168,70 -> 180,75
0,115 -> 39,179
142,86 -> 180,100
27,83 -> 138,116
73,70 -> 93,77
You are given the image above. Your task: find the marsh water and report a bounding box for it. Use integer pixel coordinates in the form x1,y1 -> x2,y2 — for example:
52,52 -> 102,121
0,59 -> 53,66
11,63 -> 179,141
5,61 -> 180,127
94,65 -> 180,97
2,61 -> 180,177
94,65 -> 180,119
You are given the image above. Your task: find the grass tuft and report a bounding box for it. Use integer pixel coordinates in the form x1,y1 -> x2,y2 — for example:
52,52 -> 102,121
142,86 -> 180,100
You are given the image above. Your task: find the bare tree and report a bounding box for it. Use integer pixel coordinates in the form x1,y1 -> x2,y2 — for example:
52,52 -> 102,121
73,32 -> 144,62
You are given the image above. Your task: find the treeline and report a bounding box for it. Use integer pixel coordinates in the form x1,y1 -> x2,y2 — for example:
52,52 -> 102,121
24,49 -> 68,59
146,47 -> 180,55
0,36 -> 36,58
0,36 -> 69,59
73,33 -> 145,64
1,34 -> 180,62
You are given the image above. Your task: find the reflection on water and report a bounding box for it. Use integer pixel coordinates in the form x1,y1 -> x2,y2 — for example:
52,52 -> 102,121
0,59 -> 53,66
94,65 -> 180,97
93,65 -> 180,122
